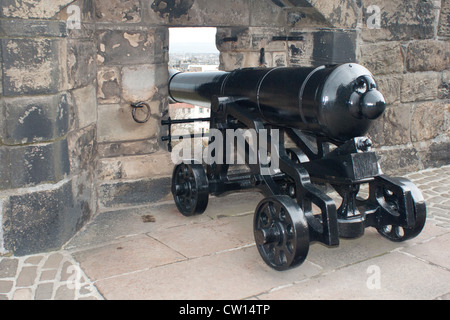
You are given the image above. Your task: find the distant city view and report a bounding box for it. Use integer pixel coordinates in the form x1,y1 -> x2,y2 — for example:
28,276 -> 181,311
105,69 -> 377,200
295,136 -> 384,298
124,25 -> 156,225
169,27 -> 220,71
169,52 -> 220,72
168,28 -> 219,136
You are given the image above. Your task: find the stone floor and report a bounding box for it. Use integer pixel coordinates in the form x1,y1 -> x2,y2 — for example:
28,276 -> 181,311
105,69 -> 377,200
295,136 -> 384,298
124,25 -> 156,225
1,165 -> 449,300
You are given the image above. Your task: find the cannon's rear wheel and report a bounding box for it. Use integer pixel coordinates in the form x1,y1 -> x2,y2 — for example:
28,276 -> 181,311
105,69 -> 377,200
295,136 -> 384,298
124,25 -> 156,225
254,196 -> 310,271
172,163 -> 209,216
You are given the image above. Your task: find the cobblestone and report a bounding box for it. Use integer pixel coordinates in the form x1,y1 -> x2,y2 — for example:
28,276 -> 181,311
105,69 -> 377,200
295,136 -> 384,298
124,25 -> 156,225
404,166 -> 450,229
0,252 -> 103,300
0,165 -> 449,300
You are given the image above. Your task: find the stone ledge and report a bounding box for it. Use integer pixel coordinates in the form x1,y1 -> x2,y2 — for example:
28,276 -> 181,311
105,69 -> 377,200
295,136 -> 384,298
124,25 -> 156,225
98,177 -> 171,209
0,19 -> 67,38
97,151 -> 173,181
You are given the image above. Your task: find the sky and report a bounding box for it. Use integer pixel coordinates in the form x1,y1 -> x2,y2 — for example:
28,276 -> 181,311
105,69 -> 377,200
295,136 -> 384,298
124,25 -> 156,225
169,27 -> 219,53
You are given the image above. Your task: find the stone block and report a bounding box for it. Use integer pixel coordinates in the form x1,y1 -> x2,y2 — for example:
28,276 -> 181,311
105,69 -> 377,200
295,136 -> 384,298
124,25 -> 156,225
360,42 -> 404,75
1,38 -> 64,96
220,52 -> 244,71
377,147 -> 420,176
312,30 -> 356,66
148,0 -> 250,26
196,0 -> 250,27
375,74 -> 402,105
216,27 -> 251,52
1,0 -> 73,19
383,105 -> 411,146
286,33 -> 315,66
401,72 -> 439,103
307,0 -> 358,28
2,93 -> 69,145
67,40 -> 97,89
121,65 -> 157,102
97,104 -> 158,143
438,70 -> 450,100
97,66 -> 121,104
67,125 -> 96,175
96,29 -> 158,66
0,43 -> 2,97
438,0 -> 450,38
251,28 -> 293,52
273,52 -> 288,67
366,116 -> 385,148
97,140 -> 160,158
148,0 -> 196,24
361,0 -> 438,42
98,177 -> 171,208
285,7 -> 332,28
411,101 -> 446,142
248,1 -> 286,27
420,141 -> 450,168
71,84 -> 97,129
406,40 -> 449,72
0,19 -> 67,38
0,147 -> 11,190
97,152 -> 173,181
94,0 -> 141,23
2,176 -> 94,256
2,139 -> 70,189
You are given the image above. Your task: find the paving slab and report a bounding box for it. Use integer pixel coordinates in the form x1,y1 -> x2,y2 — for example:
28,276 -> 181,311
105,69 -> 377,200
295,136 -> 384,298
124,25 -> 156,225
402,232 -> 450,270
257,251 -> 450,300
93,247 -> 322,300
149,214 -> 255,259
72,234 -> 186,281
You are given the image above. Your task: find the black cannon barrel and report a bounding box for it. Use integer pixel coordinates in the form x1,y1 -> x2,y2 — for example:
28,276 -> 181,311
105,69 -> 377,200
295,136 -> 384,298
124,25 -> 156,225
168,64 -> 386,142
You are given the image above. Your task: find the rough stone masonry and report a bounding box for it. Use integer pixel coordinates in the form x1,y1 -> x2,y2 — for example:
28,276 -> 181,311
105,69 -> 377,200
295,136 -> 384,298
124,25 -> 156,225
0,0 -> 448,256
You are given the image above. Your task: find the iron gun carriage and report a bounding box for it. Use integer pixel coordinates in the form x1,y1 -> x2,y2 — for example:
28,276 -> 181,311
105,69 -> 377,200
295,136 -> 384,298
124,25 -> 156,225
161,64 -> 427,271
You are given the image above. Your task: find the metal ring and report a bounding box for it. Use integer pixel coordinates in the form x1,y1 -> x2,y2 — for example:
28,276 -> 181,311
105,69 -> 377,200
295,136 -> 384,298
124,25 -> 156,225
131,102 -> 151,124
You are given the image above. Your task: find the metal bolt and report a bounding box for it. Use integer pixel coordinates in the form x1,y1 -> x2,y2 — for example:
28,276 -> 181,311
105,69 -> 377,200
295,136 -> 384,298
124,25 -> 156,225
357,138 -> 373,152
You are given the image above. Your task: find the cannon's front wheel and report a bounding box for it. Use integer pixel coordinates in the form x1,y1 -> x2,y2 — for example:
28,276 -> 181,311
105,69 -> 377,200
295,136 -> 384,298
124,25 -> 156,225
376,178 -> 426,242
254,196 -> 310,271
172,162 -> 209,216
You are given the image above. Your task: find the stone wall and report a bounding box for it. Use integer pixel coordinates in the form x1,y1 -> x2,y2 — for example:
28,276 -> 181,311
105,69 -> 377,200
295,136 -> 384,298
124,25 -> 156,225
360,0 -> 449,175
0,0 -> 97,255
0,0 -> 448,256
217,0 -> 449,175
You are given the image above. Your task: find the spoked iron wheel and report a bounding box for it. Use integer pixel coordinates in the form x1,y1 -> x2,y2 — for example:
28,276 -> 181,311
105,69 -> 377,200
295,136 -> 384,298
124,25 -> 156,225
172,162 -> 209,216
254,196 -> 310,271
376,178 -> 426,242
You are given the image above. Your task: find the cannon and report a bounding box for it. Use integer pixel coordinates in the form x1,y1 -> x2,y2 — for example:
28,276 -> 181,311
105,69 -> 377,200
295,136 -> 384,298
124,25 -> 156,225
160,64 -> 427,271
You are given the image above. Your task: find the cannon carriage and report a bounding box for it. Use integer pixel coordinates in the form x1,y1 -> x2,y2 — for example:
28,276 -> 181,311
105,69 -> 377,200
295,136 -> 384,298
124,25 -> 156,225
160,63 -> 427,271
